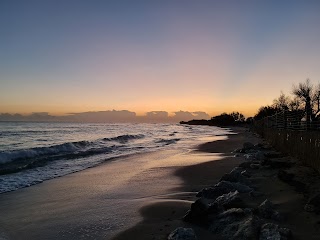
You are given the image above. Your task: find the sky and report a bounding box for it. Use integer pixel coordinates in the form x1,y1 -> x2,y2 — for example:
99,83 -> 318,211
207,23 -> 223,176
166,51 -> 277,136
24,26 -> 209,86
1,0 -> 320,120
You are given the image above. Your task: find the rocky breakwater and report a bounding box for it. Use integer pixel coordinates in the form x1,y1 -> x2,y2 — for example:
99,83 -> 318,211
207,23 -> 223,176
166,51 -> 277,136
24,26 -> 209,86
168,142 -> 294,240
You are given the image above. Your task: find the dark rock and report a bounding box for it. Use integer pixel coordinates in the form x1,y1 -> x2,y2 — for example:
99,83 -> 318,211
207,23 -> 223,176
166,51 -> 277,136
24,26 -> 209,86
259,223 -> 292,240
213,191 -> 246,209
255,151 -> 266,161
279,227 -> 292,239
220,167 -> 251,185
254,143 -> 264,149
262,158 -> 293,169
239,148 -> 247,153
197,180 -> 252,200
250,163 -> 261,169
304,193 -> 320,213
241,170 -> 251,177
209,208 -> 247,232
183,198 -> 210,224
209,208 -> 261,239
257,199 -> 281,221
216,180 -> 253,193
168,227 -> 197,240
264,151 -> 285,159
239,161 -> 260,169
244,154 -> 256,161
244,151 -> 265,161
249,191 -> 264,197
243,142 -> 255,150
233,216 -> 261,239
259,223 -> 281,240
196,186 -> 230,199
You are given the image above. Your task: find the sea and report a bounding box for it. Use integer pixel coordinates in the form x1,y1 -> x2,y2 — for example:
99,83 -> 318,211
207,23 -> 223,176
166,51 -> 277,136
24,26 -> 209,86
0,122 -> 232,194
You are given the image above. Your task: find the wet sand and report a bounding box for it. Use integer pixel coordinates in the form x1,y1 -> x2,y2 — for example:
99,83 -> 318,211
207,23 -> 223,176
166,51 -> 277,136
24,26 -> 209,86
113,127 -> 261,239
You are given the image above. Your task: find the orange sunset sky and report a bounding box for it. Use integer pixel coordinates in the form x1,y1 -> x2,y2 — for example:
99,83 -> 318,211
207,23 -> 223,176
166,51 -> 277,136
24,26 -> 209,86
1,1 -> 320,119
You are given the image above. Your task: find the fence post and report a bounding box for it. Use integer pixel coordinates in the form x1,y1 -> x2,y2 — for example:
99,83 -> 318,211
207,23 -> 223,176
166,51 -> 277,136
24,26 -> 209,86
307,96 -> 311,130
283,110 -> 287,129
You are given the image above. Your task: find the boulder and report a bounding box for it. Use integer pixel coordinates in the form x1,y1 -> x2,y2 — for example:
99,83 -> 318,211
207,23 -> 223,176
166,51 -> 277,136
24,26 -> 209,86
183,198 -> 211,223
262,158 -> 293,169
259,223 -> 292,240
197,181 -> 252,201
220,167 -> 251,185
209,208 -> 247,232
264,151 -> 284,159
304,193 -> 320,213
244,154 -> 256,161
257,199 -> 281,221
250,163 -> 261,169
239,161 -> 261,169
168,227 -> 197,240
254,143 -> 264,149
209,208 -> 261,239
213,191 -> 246,209
196,186 -> 230,199
254,151 -> 266,161
216,180 -> 253,193
244,151 -> 265,161
241,170 -> 251,177
243,142 -> 255,150
259,223 -> 281,240
279,227 -> 292,239
233,216 -> 261,239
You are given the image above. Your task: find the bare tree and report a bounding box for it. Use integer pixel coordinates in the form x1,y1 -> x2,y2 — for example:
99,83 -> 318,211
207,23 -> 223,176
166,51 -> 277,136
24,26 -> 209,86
312,83 -> 320,114
292,78 -> 313,128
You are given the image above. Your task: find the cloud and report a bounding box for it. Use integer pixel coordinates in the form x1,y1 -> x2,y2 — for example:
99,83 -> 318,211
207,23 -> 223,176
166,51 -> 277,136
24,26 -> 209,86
0,110 -> 210,123
171,111 -> 210,121
68,110 -> 136,123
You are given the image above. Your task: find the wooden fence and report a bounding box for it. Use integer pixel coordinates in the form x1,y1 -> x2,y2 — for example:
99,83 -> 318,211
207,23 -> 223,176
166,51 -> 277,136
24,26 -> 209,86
255,124 -> 320,172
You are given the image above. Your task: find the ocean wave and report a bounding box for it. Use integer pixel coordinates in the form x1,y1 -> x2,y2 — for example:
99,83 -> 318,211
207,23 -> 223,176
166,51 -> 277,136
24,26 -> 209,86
0,142 -> 117,175
0,140 -> 94,165
103,134 -> 145,143
0,134 -> 145,175
0,134 -> 145,165
155,138 -> 180,145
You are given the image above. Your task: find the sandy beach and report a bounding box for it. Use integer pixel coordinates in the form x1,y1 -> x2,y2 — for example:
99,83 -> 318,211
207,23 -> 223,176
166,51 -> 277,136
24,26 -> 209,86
0,127 -> 251,239
2,127 -> 319,239
113,127 -> 261,239
0,128 -> 249,240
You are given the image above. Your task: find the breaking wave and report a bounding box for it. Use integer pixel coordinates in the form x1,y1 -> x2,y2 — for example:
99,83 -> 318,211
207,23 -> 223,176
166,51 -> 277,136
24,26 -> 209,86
103,134 -> 145,143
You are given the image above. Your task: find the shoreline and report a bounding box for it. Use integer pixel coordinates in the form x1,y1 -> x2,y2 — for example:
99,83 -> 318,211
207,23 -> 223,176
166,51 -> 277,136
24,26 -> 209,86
114,127 -> 320,240
112,127 -> 261,239
0,130 -> 233,240
3,126 -> 318,239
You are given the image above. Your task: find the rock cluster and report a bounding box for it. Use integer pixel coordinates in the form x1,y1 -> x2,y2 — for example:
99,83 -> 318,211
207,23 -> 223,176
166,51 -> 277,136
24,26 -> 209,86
168,227 -> 197,240
168,142 -> 293,240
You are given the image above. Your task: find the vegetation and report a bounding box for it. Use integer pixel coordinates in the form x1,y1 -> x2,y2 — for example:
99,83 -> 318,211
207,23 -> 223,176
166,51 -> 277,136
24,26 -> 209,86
181,78 -> 319,127
180,111 -> 247,126
254,78 -> 320,122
